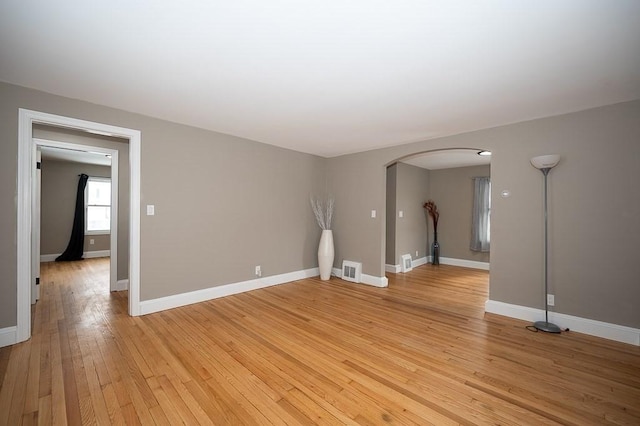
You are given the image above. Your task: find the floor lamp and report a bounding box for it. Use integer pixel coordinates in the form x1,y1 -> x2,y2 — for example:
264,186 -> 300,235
530,154 -> 562,333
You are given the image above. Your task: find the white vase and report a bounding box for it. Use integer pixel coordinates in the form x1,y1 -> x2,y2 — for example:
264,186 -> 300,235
318,229 -> 334,280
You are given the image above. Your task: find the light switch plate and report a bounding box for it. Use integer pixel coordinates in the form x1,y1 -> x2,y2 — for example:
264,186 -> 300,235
147,205 -> 155,216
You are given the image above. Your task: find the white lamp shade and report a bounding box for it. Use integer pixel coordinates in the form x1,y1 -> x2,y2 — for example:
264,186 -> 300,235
531,154 -> 560,170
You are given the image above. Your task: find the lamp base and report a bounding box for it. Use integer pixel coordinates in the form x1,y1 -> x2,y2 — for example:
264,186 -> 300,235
533,320 -> 562,333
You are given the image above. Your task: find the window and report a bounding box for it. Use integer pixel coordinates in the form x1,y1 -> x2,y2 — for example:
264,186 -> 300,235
86,177 -> 111,234
470,177 -> 491,252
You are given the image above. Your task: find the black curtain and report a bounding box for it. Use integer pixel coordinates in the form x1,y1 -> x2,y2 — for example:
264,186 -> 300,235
56,174 -> 89,262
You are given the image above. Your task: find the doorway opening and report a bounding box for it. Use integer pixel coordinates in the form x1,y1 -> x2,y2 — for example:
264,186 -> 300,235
16,109 -> 141,345
384,148 -> 491,278
35,139 -> 119,301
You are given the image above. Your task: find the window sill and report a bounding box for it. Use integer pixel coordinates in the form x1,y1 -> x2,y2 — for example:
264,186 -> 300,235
85,231 -> 110,236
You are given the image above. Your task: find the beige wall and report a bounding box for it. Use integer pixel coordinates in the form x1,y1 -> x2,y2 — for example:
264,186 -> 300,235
328,100 -> 640,328
40,159 -> 111,255
34,125 -> 130,281
2,80 -> 638,331
0,81 -> 326,328
429,165 -> 490,263
384,164 -> 397,264
390,163 -> 430,265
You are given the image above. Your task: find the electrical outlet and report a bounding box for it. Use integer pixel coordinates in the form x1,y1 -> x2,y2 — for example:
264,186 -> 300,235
90,239 -> 95,245
255,265 -> 261,277
416,251 -> 419,257
547,294 -> 555,306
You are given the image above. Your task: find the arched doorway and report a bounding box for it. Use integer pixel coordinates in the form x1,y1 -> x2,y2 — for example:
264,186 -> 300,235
384,148 -> 491,277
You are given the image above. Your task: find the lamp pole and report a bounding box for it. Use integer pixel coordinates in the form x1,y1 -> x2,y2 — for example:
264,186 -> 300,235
531,155 -> 562,333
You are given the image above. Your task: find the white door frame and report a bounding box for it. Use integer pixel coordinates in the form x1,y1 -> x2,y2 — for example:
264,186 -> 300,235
34,138 -> 119,293
32,147 -> 41,303
17,109 -> 141,344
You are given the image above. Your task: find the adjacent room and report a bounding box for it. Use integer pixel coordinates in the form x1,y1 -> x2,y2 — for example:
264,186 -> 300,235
1,1 -> 639,424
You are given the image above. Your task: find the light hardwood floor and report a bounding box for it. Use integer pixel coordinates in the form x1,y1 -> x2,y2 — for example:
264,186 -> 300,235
1,258 -> 639,425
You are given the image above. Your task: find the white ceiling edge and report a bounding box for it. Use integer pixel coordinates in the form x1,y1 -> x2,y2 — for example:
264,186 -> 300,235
401,149 -> 490,170
40,146 -> 112,166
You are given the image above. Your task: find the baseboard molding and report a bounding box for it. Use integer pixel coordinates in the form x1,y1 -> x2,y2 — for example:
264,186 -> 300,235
140,267 -> 320,315
485,300 -> 640,346
386,257 -> 427,274
389,256 -> 487,272
41,250 -> 110,262
385,264 -> 400,273
438,256 -> 490,271
115,279 -> 129,291
412,256 -> 428,268
362,274 -> 389,287
333,267 -> 389,288
0,326 -> 17,348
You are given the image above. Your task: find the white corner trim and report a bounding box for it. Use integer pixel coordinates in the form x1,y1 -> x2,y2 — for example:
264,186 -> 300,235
40,250 -> 111,263
362,274 -> 389,288
385,264 -> 401,273
439,257 -> 490,271
0,326 -> 17,348
139,268 -> 320,315
485,300 -> 640,346
333,267 -> 389,288
116,279 -> 129,291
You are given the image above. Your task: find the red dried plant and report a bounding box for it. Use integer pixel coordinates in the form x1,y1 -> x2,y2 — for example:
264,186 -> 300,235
423,200 -> 439,232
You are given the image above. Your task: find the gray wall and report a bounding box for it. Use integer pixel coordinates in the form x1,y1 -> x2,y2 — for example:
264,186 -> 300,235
389,163 -> 430,265
40,159 -> 111,255
429,165 -> 490,263
1,80 -> 638,330
328,100 -> 640,329
384,164 -> 397,265
34,125 -> 130,281
0,81 -> 325,328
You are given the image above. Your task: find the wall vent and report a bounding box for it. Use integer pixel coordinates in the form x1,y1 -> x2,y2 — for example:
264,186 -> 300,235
401,254 -> 413,273
341,260 -> 362,283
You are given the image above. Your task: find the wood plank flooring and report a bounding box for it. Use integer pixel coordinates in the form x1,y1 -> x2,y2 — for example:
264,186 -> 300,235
1,258 -> 639,425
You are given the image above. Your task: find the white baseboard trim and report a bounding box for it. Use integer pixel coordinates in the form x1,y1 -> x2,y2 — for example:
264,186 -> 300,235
332,267 -> 389,288
389,256 -> 487,271
115,279 -> 129,291
412,256 -> 428,268
485,300 -> 639,346
140,267 -> 320,315
362,274 -> 389,287
439,256 -> 490,271
41,250 -> 110,262
385,264 -> 400,273
0,326 -> 17,348
85,250 -> 110,259
386,257 -> 427,274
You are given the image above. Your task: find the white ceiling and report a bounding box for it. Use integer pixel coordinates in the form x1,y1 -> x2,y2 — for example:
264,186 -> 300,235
1,1 -> 639,158
402,149 -> 490,170
41,146 -> 112,166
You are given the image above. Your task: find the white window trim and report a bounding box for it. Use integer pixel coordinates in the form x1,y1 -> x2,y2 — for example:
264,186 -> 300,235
85,176 -> 112,235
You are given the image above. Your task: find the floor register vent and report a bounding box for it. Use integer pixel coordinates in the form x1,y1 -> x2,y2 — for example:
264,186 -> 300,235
401,254 -> 413,273
341,260 -> 362,283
